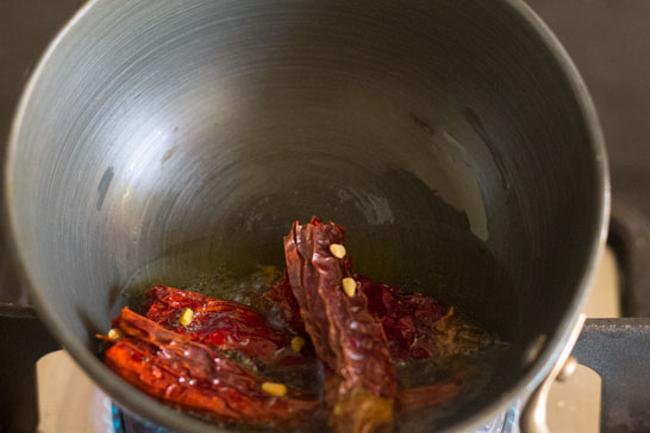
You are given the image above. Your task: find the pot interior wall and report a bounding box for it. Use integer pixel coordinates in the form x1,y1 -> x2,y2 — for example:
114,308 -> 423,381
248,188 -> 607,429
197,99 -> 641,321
8,0 -> 602,430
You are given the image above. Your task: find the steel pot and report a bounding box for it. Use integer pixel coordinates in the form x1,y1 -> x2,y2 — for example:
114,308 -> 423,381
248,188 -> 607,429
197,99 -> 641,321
5,0 -> 609,432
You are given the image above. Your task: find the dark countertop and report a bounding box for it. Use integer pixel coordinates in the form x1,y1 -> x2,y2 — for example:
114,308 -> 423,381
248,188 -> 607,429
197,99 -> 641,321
0,0 -> 85,306
527,0 -> 650,214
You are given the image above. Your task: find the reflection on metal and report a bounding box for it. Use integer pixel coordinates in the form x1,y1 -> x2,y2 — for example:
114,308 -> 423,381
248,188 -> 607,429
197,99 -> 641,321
523,334 -> 548,366
556,356 -> 578,383
520,314 -> 586,433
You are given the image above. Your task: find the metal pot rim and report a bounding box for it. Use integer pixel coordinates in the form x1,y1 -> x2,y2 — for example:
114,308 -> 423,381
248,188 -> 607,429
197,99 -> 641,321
4,0 -> 610,431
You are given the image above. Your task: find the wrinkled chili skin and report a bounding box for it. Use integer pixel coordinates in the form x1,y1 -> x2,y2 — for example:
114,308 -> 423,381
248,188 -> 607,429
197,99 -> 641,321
101,217 -> 491,429
263,272 -> 305,335
357,277 -> 448,360
267,271 -> 450,361
284,218 -> 396,399
283,220 -> 339,371
106,307 -> 318,425
104,308 -> 461,425
145,285 -> 303,364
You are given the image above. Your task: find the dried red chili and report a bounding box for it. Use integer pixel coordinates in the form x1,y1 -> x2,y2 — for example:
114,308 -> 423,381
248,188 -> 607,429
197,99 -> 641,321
263,272 -> 305,335
267,272 -> 450,360
104,307 -> 318,425
268,269 -> 485,362
145,285 -> 304,365
357,277 -> 449,360
283,217 -> 396,433
102,218 -> 493,430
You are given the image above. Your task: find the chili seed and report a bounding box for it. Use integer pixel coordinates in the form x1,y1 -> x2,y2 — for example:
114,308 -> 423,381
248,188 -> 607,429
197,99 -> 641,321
291,336 -> 306,353
329,243 -> 347,259
342,277 -> 357,297
107,328 -> 122,342
262,382 -> 287,397
179,308 -> 194,327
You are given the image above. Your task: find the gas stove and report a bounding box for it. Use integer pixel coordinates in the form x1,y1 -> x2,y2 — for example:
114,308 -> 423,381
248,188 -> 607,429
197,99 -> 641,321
2,1 -> 650,433
35,350 -> 519,433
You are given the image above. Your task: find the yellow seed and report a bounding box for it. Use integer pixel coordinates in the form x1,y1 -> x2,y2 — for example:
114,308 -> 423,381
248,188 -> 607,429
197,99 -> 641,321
342,277 -> 357,297
329,243 -> 347,259
179,308 -> 194,327
435,306 -> 455,332
261,382 -> 287,397
291,336 -> 306,353
440,306 -> 455,322
107,328 -> 122,342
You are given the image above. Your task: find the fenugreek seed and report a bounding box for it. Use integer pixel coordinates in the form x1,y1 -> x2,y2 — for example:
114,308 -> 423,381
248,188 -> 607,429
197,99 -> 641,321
261,382 -> 287,397
107,328 -> 122,342
179,308 -> 194,327
291,336 -> 306,353
342,277 -> 357,297
329,243 -> 347,259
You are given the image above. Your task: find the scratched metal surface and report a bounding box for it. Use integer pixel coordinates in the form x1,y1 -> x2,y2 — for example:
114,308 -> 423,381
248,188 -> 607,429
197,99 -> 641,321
4,1 -> 650,312
0,3 -> 648,433
4,2 -> 650,315
3,1 -> 607,432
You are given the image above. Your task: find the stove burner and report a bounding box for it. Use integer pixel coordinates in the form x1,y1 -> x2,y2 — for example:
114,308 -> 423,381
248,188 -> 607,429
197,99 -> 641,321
112,405 -> 171,433
110,404 -> 519,433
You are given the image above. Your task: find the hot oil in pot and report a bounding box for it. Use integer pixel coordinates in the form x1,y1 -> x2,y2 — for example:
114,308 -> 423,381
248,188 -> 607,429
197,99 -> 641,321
120,260 -> 507,432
